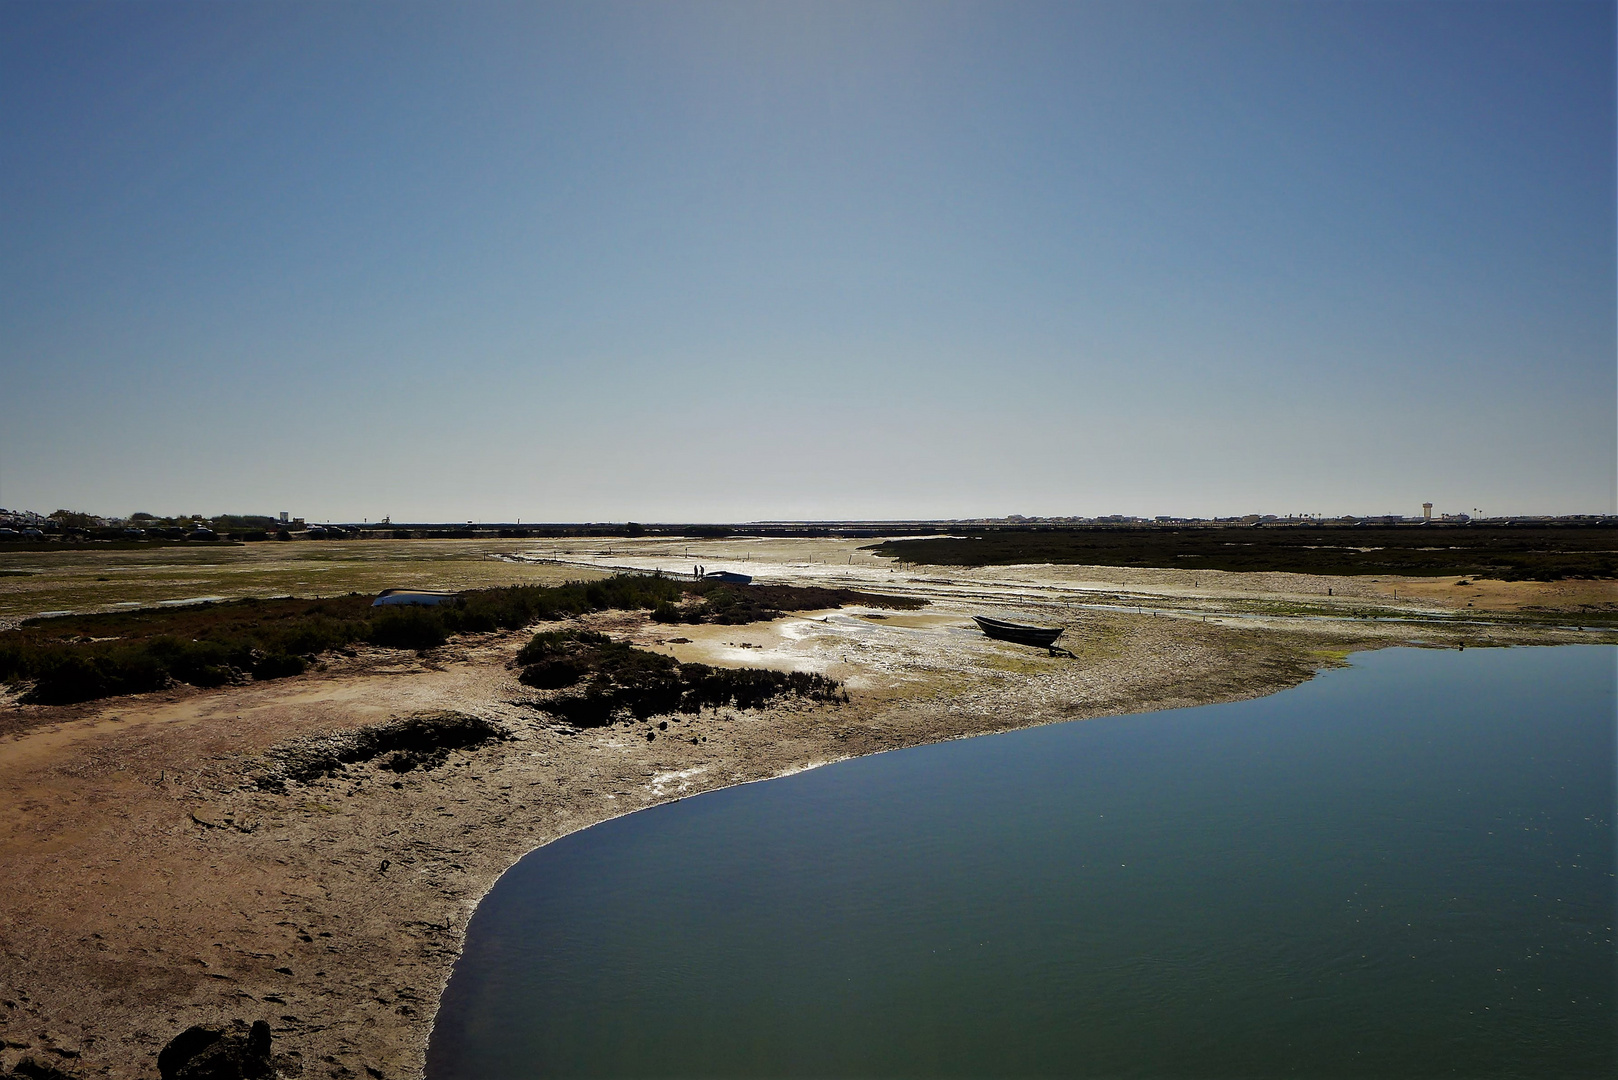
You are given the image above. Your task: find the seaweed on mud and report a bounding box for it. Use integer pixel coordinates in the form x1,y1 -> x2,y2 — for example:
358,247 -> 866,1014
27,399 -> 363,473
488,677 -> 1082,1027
257,711 -> 509,790
518,632 -> 847,728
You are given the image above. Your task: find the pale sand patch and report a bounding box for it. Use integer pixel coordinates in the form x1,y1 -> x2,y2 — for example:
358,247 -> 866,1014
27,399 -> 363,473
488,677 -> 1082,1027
622,607 -> 1001,692
1372,575 -> 1617,613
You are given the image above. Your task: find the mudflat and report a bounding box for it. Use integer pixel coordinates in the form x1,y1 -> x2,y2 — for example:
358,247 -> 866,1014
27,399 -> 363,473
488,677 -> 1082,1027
0,538 -> 1611,1078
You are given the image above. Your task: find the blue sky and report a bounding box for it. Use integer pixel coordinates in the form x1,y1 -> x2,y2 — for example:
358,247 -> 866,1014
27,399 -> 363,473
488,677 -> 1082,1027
2,0 -> 1612,522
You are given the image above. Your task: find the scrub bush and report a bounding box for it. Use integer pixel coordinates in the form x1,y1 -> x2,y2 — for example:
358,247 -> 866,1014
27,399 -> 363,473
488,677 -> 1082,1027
0,574 -> 915,705
251,653 -> 307,681
367,608 -> 449,650
517,631 -> 847,728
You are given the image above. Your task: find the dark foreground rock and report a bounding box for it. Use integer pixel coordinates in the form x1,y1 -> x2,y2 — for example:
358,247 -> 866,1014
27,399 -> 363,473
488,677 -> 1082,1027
157,1021 -> 273,1080
4,1057 -> 81,1080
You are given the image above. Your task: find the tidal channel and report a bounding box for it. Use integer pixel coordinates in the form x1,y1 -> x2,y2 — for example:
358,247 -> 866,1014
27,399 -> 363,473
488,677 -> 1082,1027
428,645 -> 1615,1078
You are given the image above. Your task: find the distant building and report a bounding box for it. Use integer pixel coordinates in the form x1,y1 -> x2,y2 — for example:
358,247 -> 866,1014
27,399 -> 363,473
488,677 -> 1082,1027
1422,502 -> 1433,521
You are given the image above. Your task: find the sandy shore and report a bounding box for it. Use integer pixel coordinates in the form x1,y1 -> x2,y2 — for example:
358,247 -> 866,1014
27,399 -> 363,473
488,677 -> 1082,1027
0,541 -> 1611,1078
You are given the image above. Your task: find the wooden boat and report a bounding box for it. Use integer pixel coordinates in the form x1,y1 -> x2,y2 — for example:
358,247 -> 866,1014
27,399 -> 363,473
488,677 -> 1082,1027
972,616 -> 1064,648
702,571 -> 752,585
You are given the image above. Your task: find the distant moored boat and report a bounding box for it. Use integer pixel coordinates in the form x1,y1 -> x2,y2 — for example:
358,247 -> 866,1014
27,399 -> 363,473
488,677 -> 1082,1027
372,589 -> 461,607
972,616 -> 1064,648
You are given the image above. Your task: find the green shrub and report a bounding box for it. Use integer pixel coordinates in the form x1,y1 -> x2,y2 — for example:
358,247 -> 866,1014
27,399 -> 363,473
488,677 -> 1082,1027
367,608 -> 449,650
22,648 -> 170,705
517,631 -> 846,728
266,614 -> 368,657
0,573 -> 909,706
252,653 -> 307,680
145,636 -> 245,687
518,658 -> 585,690
516,628 -> 611,664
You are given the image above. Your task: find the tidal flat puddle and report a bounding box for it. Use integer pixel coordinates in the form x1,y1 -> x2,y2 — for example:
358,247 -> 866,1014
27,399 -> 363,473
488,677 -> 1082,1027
429,645 -> 1615,1079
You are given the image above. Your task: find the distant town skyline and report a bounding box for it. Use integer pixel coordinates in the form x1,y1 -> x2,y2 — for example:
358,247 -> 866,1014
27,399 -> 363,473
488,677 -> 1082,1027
3,1 -> 1613,522
4,504 -> 1603,530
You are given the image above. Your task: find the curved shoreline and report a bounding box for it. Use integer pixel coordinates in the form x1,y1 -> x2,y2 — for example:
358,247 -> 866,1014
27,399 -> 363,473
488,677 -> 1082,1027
423,642 -> 1618,1080
426,671 -> 1343,1074
0,572 -> 1610,1076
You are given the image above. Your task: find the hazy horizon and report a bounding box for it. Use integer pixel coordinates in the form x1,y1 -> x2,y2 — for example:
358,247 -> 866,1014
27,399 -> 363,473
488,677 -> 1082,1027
3,1 -> 1613,523
6,505 -> 1609,527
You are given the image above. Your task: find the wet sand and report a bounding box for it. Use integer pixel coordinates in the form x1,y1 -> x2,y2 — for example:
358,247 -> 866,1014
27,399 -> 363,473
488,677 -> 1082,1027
0,540 -> 1611,1078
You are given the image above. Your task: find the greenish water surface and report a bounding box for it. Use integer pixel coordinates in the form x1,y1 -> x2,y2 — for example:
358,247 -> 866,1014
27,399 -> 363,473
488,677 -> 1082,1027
428,645 -> 1616,1078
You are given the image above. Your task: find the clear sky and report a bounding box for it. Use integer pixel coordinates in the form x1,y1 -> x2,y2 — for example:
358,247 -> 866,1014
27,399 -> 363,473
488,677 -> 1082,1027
2,0 -> 1613,523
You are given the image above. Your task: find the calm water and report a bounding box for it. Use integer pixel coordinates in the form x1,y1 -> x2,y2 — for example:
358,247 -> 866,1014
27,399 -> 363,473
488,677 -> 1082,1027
428,646 -> 1616,1079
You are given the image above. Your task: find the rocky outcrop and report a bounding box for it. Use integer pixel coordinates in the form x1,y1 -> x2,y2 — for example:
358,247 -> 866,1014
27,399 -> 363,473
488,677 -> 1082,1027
156,1021 -> 273,1080
4,1057 -> 82,1080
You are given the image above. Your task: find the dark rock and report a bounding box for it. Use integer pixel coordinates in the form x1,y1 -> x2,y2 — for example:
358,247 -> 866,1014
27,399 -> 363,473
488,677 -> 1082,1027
158,1028 -> 222,1078
247,1022 -> 270,1064
157,1019 -> 273,1079
9,1056 -> 80,1080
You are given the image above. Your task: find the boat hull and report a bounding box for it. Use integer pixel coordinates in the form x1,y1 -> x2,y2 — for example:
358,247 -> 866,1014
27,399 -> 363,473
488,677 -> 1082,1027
972,616 -> 1064,648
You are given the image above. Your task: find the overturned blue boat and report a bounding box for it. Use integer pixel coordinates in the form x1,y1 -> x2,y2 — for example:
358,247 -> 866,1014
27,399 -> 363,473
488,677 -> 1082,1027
372,589 -> 461,607
702,571 -> 752,585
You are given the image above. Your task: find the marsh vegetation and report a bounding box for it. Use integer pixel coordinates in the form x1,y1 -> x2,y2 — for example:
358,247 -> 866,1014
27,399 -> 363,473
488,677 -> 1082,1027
868,524 -> 1617,580
0,575 -> 918,705
516,627 -> 846,728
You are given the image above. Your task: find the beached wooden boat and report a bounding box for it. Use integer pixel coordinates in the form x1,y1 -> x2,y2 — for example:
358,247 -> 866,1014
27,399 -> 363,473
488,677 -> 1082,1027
972,616 -> 1064,648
